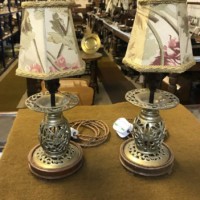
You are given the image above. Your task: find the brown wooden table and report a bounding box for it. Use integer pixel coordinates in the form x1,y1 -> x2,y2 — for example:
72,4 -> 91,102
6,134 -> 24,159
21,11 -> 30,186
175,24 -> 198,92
81,51 -> 103,93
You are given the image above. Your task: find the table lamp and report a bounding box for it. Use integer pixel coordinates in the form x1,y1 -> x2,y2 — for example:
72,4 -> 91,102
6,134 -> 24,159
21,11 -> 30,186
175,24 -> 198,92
120,0 -> 195,176
16,0 -> 86,179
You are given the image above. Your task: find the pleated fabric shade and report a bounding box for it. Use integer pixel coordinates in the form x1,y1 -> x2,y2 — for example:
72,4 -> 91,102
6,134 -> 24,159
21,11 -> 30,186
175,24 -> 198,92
123,0 -> 195,73
16,0 -> 85,80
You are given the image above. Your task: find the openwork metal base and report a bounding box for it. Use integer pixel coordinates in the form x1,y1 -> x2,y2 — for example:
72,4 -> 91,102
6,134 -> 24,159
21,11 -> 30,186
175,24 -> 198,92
28,142 -> 83,179
122,88 -> 179,176
120,139 -> 174,176
25,92 -> 82,179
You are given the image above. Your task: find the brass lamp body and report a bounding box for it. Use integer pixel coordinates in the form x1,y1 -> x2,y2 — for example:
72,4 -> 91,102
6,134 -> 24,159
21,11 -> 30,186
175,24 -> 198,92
120,89 -> 179,176
39,112 -> 71,157
26,92 -> 83,179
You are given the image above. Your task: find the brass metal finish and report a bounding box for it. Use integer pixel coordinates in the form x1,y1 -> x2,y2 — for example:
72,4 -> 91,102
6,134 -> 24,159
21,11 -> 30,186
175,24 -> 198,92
132,108 -> 166,152
25,92 -> 79,113
120,139 -> 174,176
125,88 -> 179,110
25,92 -> 83,179
81,34 -> 101,54
28,142 -> 83,179
120,88 -> 178,176
39,112 -> 71,157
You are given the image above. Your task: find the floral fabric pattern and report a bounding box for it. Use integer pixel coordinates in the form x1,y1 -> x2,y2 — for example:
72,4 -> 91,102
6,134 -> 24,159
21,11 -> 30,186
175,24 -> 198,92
123,3 -> 195,73
17,5 -> 85,80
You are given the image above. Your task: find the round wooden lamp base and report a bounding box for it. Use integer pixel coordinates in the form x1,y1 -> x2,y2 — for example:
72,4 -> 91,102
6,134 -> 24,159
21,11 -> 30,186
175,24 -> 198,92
28,142 -> 83,179
119,139 -> 174,176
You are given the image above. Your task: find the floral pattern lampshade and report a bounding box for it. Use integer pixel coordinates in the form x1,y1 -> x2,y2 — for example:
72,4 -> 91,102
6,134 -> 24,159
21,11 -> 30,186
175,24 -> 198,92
123,0 -> 195,73
16,0 -> 85,80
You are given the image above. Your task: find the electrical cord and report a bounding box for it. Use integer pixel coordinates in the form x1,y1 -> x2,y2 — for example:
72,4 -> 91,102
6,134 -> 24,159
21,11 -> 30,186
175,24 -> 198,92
70,120 -> 110,147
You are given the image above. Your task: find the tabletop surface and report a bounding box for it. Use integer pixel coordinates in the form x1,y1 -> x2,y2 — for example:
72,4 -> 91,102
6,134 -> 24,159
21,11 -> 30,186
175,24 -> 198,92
81,51 -> 103,61
0,102 -> 200,200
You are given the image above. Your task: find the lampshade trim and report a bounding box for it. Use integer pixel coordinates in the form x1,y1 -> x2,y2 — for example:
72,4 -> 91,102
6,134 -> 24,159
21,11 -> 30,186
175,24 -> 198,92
22,0 -> 75,8
138,0 -> 186,4
122,58 -> 196,73
16,67 -> 85,80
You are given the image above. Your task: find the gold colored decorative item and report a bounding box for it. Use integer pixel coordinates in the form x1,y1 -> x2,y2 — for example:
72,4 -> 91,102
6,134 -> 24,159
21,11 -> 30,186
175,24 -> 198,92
26,92 -> 83,179
121,0 -> 195,176
16,0 -> 85,179
120,89 -> 179,176
81,33 -> 101,54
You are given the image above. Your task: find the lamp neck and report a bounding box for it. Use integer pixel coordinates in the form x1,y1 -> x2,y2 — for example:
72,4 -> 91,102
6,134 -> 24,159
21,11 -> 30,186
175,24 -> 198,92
145,73 -> 166,103
45,79 -> 60,107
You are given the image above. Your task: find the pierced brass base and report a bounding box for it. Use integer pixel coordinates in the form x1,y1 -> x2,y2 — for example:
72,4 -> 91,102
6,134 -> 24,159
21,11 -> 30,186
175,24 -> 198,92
120,138 -> 174,176
28,142 -> 83,179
